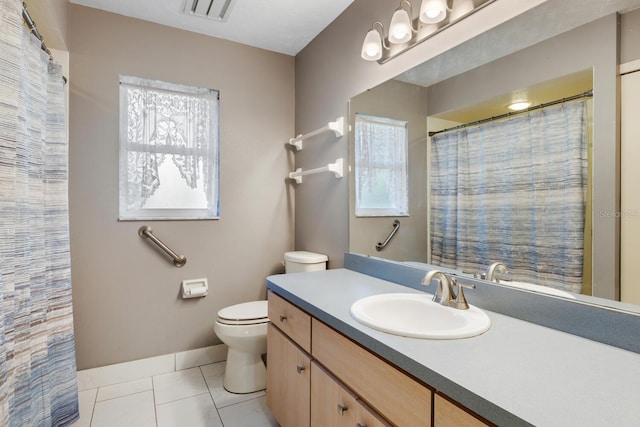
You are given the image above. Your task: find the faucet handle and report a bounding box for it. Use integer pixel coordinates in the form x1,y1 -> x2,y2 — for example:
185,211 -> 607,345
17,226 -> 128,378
453,281 -> 475,310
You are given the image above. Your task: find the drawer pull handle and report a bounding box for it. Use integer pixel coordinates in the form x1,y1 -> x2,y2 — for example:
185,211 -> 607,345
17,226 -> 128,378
296,364 -> 305,374
356,423 -> 368,427
337,403 -> 348,415
279,314 -> 287,322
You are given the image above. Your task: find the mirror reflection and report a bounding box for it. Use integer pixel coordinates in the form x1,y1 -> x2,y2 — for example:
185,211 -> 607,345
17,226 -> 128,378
349,2 -> 640,306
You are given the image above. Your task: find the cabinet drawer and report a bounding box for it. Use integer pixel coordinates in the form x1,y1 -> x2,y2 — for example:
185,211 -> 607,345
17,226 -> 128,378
312,319 -> 432,427
268,291 -> 311,352
434,394 -> 493,427
311,362 -> 390,427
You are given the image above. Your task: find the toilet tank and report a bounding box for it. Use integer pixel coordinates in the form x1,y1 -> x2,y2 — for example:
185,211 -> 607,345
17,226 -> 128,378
284,251 -> 328,273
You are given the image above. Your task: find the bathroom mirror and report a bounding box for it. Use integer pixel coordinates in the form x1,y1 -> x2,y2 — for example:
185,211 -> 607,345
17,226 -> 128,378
349,0 -> 640,306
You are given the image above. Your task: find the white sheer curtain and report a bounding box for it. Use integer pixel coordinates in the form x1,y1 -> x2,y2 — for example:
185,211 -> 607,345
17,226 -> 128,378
0,0 -> 78,425
119,75 -> 219,220
430,101 -> 588,293
354,114 -> 409,216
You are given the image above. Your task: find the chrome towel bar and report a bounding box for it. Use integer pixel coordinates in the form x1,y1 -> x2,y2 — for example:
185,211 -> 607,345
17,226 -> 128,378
376,220 -> 400,251
138,225 -> 186,267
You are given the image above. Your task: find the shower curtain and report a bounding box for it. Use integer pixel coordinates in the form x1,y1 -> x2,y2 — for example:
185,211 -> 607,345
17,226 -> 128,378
0,0 -> 79,425
430,100 -> 588,293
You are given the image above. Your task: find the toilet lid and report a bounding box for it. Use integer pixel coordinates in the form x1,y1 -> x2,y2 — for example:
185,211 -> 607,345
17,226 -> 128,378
217,300 -> 268,324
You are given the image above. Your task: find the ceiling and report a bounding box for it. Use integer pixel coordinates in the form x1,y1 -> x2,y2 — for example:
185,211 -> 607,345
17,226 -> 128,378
436,69 -> 593,123
68,0 -> 355,56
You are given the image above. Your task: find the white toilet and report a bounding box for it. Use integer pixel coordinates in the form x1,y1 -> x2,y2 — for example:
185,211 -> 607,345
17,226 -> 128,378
214,251 -> 328,393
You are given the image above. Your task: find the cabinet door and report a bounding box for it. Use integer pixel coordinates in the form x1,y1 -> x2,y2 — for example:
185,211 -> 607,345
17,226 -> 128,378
311,362 -> 389,427
434,394 -> 492,427
267,324 -> 311,427
312,319 -> 432,426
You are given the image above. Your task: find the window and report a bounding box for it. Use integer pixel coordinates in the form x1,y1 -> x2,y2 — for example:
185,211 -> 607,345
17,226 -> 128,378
119,75 -> 219,220
354,114 -> 409,217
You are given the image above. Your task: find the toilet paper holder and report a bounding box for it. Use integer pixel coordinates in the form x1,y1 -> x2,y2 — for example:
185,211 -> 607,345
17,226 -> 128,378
182,278 -> 208,298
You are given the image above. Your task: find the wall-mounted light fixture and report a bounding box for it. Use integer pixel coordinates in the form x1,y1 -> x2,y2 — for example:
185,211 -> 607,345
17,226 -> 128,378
361,0 -> 497,64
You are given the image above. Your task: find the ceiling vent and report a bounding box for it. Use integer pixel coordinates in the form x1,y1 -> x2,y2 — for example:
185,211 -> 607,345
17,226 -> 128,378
183,0 -> 237,22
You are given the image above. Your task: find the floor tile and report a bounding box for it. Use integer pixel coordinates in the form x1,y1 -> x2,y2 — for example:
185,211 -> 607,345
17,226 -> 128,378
91,390 -> 156,427
200,362 -> 266,409
218,396 -> 278,427
153,367 -> 209,405
156,393 -> 223,427
70,388 -> 97,427
97,377 -> 153,402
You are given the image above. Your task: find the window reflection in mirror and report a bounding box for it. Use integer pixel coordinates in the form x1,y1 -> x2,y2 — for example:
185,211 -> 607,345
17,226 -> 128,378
354,114 -> 409,217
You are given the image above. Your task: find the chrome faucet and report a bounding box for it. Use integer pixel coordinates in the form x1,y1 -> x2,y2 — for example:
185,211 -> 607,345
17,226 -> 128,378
485,262 -> 508,283
421,270 -> 475,310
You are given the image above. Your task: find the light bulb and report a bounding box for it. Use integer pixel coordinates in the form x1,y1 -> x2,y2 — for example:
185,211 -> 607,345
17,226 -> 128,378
420,0 -> 448,24
507,101 -> 532,111
389,8 -> 412,44
361,28 -> 383,61
426,9 -> 440,18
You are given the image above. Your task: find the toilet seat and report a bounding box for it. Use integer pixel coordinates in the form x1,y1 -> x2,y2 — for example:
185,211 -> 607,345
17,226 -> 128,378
217,300 -> 268,326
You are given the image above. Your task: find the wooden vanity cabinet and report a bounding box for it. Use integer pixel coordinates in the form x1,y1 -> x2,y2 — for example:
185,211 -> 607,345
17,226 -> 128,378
267,291 -> 492,427
266,324 -> 311,427
434,394 -> 492,427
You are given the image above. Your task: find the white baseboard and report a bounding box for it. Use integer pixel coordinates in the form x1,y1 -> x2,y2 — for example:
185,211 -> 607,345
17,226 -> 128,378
77,344 -> 228,391
176,344 -> 228,370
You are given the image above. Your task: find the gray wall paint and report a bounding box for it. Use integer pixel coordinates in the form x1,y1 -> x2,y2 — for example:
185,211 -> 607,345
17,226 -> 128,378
349,80 -> 428,261
28,0 -> 69,50
621,8 -> 640,63
427,15 -> 620,299
69,5 -> 295,369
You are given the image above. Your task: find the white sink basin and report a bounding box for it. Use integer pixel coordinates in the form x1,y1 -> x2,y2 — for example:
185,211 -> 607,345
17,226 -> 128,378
350,293 -> 491,339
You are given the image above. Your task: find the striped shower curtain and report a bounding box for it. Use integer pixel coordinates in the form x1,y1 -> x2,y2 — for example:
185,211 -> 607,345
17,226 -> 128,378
430,100 -> 588,293
0,0 -> 79,425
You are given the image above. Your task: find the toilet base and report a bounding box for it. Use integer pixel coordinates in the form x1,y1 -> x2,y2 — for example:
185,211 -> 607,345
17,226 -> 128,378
223,347 -> 266,394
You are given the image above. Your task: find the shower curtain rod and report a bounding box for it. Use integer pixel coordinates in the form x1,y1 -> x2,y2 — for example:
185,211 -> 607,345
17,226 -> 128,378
22,2 -> 67,84
428,90 -> 593,137
22,2 -> 52,60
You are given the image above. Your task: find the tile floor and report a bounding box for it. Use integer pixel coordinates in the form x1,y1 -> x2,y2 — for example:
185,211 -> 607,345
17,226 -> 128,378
72,362 -> 279,427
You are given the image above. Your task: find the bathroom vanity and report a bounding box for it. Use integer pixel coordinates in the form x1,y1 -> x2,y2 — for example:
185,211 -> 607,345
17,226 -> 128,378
265,259 -> 640,427
267,291 -> 486,426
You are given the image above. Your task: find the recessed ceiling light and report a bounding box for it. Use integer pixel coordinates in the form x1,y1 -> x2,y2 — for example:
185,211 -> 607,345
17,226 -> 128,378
507,101 -> 532,111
